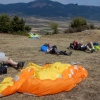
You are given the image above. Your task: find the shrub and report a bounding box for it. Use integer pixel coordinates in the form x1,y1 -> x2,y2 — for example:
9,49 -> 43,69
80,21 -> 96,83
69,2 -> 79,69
64,27 -> 77,33
49,22 -> 59,34
89,24 -> 95,29
71,17 -> 87,28
97,27 -> 100,30
65,17 -> 89,33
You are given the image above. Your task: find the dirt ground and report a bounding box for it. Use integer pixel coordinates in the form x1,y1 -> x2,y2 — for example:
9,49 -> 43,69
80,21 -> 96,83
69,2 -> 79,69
0,30 -> 100,100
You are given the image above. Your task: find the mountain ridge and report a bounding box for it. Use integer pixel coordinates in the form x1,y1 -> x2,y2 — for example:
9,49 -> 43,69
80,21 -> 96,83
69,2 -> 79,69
0,0 -> 100,21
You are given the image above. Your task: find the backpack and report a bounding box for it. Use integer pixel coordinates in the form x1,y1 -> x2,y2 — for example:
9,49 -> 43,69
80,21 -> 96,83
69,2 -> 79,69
69,41 -> 82,50
0,63 -> 7,75
40,44 -> 49,52
69,43 -> 74,49
74,41 -> 81,50
93,42 -> 98,46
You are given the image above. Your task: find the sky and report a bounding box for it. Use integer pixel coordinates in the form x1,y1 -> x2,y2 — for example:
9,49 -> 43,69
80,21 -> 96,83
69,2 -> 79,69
0,0 -> 100,6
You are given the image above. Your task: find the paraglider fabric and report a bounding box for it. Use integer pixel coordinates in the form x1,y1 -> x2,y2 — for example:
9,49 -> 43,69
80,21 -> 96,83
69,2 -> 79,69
0,62 -> 88,97
28,34 -> 41,39
94,46 -> 100,50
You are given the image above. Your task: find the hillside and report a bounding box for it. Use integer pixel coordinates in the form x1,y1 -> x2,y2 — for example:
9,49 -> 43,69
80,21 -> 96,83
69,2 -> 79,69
0,29 -> 100,99
0,0 -> 100,21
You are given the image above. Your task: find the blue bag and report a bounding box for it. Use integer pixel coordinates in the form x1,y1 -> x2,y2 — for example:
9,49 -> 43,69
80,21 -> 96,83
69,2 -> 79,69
40,45 -> 49,52
93,42 -> 98,46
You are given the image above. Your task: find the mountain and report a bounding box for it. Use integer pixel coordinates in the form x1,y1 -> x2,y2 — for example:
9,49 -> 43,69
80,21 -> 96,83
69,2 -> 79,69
0,0 -> 100,21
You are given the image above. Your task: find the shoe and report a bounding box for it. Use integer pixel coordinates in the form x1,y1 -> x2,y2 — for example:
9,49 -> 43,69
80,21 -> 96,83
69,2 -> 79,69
67,51 -> 72,56
56,52 -> 60,55
21,62 -> 25,68
17,62 -> 25,69
90,49 -> 95,53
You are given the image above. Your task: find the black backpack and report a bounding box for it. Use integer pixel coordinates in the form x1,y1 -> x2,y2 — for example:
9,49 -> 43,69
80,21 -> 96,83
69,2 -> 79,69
69,41 -> 82,50
0,63 -> 7,75
69,43 -> 74,49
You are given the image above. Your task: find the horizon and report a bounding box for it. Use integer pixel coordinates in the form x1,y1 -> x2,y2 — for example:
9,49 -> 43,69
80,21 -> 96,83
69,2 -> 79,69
0,0 -> 100,7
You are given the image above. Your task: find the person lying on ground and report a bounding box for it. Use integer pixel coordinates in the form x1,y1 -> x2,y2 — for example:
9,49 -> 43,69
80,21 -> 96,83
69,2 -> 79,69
0,48 -> 24,69
69,40 -> 95,53
42,43 -> 72,56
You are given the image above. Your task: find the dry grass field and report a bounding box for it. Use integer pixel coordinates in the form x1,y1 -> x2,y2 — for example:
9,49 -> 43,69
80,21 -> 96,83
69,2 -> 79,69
0,18 -> 100,100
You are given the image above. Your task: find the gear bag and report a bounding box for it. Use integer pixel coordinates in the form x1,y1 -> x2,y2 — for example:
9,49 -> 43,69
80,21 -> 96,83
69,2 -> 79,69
0,63 -> 7,75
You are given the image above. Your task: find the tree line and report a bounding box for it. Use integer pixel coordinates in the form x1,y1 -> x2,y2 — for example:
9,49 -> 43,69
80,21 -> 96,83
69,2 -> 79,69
0,14 -> 98,35
0,14 -> 31,34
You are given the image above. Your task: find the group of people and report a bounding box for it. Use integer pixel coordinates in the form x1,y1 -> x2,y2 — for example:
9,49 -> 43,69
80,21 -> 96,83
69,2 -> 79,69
0,41 -> 97,71
69,41 -> 96,53
41,41 -> 96,56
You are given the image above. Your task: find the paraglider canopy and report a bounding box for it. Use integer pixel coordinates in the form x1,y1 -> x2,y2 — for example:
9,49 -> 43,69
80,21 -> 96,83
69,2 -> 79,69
28,32 -> 41,39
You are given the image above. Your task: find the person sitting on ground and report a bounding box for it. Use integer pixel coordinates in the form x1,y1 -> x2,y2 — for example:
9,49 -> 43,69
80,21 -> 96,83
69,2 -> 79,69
69,40 -> 95,53
41,43 -> 72,56
0,48 -> 24,69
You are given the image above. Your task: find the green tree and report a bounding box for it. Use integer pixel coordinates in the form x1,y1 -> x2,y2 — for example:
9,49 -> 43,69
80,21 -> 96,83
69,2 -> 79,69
0,14 -> 31,34
0,14 -> 11,33
18,18 -> 25,31
50,22 -> 58,34
65,17 -> 88,32
11,16 -> 25,32
25,25 -> 32,32
70,17 -> 87,28
11,16 -> 31,33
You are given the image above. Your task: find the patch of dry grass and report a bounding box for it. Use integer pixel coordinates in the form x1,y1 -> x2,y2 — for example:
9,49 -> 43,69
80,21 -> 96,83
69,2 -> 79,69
0,30 -> 100,100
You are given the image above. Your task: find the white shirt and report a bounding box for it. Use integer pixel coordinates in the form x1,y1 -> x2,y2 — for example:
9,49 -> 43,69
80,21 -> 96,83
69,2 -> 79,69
0,52 -> 5,59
